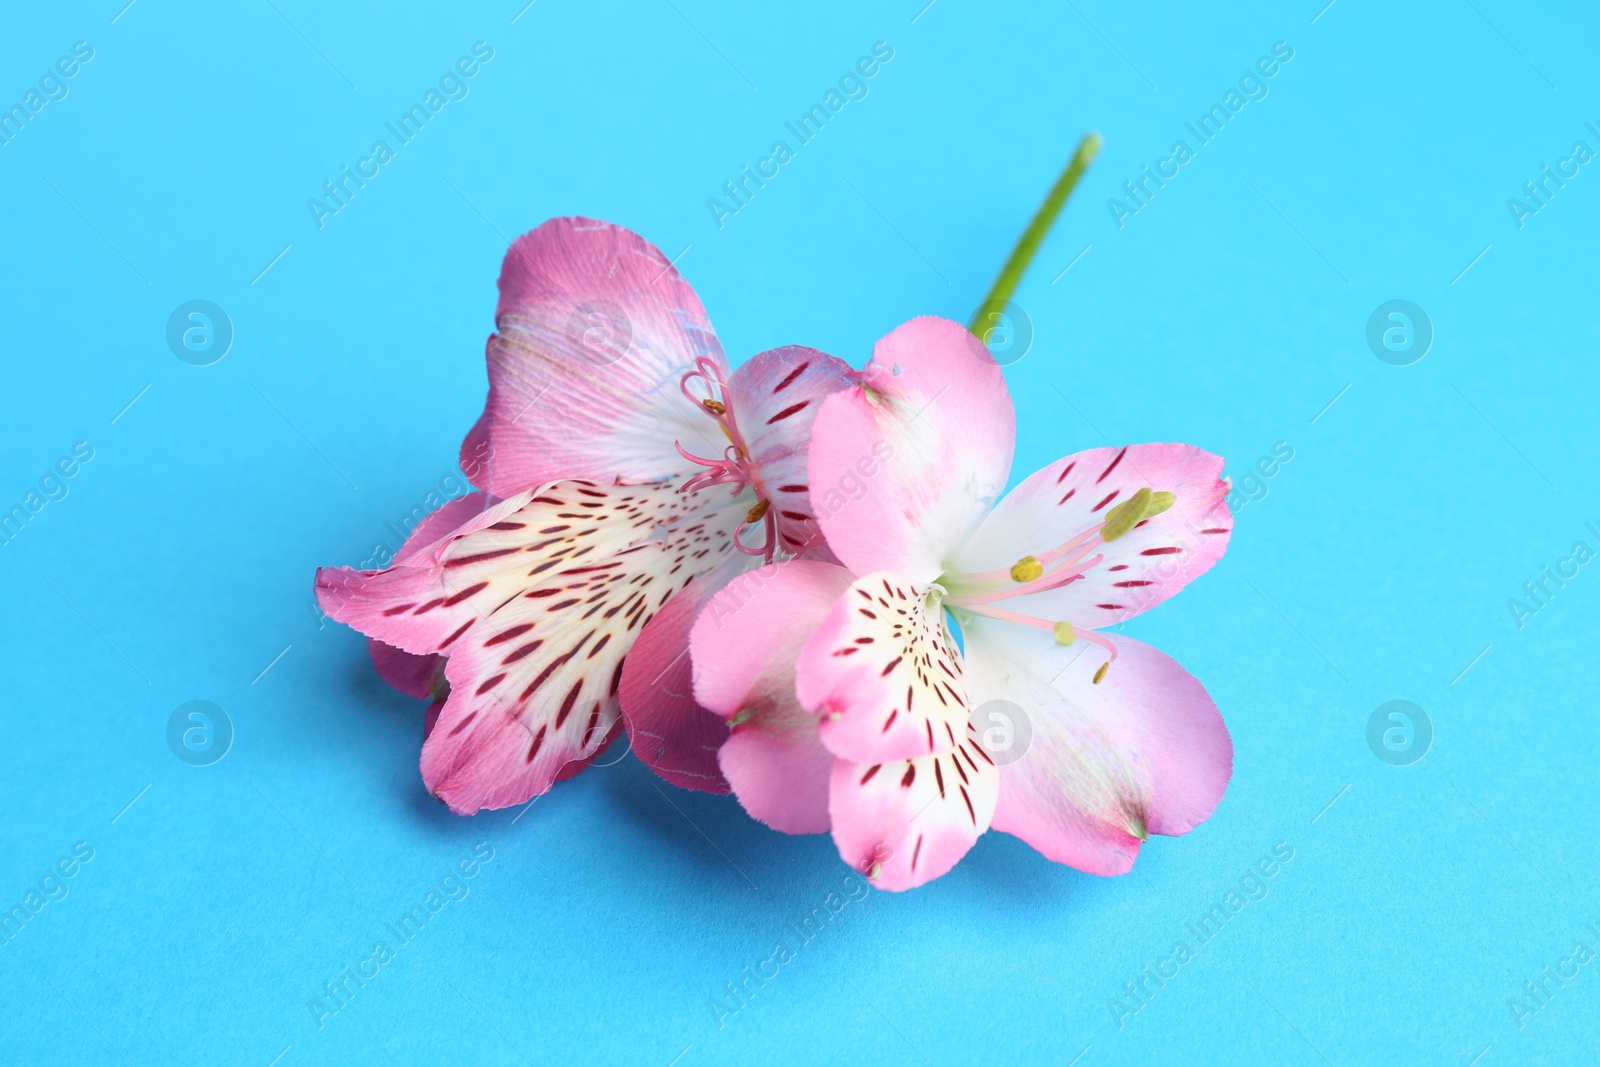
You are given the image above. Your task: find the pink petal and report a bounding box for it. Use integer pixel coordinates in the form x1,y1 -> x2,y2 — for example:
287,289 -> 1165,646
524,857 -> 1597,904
796,571 -> 971,764
617,560 -> 753,795
423,698 -> 445,740
960,618 -> 1233,876
369,638 -> 443,701
690,560 -> 856,834
462,217 -> 727,496
719,731 -> 830,836
955,444 -> 1232,627
315,492 -> 534,656
364,492 -> 492,699
395,491 -> 494,563
829,736 -> 998,892
808,317 -> 1014,581
321,478 -> 748,814
725,346 -> 858,555
555,719 -> 625,782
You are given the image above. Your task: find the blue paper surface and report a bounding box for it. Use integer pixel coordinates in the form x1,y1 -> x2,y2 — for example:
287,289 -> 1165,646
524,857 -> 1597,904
2,2 -> 1597,1064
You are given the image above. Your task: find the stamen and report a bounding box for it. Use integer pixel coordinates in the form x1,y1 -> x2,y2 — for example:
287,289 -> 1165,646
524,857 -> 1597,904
677,361 -> 771,509
679,360 -> 718,410
1069,624 -> 1118,683
732,507 -> 778,563
946,552 -> 1101,607
1098,486 -> 1177,542
953,487 -> 1179,595
745,499 -> 770,523
675,441 -> 755,500
961,606 -> 1116,685
959,604 -> 1058,633
1100,487 -> 1151,542
961,527 -> 1102,584
1010,556 -> 1044,583
1075,626 -> 1119,666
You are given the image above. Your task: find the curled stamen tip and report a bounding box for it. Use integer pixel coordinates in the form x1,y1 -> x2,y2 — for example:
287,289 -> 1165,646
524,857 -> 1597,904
702,398 -> 726,415
745,499 -> 770,523
1009,555 -> 1044,583
1053,621 -> 1075,646
1092,661 -> 1110,685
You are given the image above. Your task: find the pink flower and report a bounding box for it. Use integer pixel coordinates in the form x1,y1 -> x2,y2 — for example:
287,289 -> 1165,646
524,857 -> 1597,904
690,317 -> 1234,890
316,217 -> 854,814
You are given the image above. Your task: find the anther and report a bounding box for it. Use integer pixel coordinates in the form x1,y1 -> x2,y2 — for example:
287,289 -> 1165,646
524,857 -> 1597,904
1053,621 -> 1075,646
1010,555 -> 1044,583
1100,487 -> 1152,542
1092,661 -> 1110,685
1146,491 -> 1176,518
702,399 -> 726,415
745,499 -> 770,523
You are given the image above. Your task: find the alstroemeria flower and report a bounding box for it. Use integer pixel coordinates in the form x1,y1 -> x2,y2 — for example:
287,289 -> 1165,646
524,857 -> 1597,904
316,217 -> 854,813
690,316 -> 1234,890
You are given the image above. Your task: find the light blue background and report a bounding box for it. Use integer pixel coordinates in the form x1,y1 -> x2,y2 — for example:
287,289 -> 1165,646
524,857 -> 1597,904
2,1 -> 1597,1064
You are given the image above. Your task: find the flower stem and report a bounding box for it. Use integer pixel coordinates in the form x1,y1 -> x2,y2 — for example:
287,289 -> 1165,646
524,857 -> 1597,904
969,132 -> 1102,339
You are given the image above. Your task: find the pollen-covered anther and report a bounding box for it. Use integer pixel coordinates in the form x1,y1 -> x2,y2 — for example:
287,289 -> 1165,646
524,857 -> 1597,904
701,398 -> 726,415
745,499 -> 770,523
1009,555 -> 1044,583
1053,621 -> 1075,646
1092,660 -> 1110,685
1100,488 -> 1151,542
1100,487 -> 1176,543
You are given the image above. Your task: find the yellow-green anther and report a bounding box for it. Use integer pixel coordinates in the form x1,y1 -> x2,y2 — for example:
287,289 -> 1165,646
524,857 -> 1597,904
1010,555 -> 1044,583
1146,491 -> 1176,518
1093,661 -> 1110,685
1053,621 -> 1076,646
1100,487 -> 1152,542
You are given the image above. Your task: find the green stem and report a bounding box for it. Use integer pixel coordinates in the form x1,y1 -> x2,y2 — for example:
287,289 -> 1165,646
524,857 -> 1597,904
969,132 -> 1102,340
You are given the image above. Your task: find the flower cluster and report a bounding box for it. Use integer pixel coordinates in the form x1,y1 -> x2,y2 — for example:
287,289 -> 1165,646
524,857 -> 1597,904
316,217 -> 1235,891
